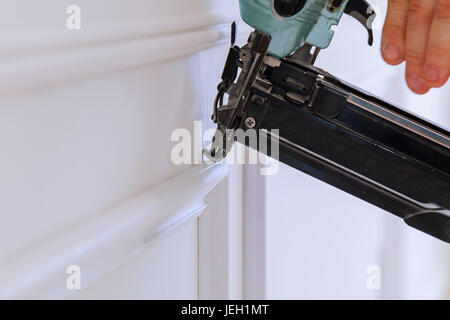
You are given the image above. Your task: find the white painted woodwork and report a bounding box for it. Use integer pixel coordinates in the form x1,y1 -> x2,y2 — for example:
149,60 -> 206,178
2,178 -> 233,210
243,163 -> 267,300
0,0 -> 245,299
0,164 -> 227,299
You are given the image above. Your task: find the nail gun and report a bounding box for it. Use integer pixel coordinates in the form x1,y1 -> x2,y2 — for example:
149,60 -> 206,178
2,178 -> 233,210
205,0 -> 450,243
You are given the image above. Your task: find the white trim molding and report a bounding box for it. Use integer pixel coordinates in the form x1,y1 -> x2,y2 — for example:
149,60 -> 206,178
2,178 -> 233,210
198,178 -> 230,299
0,9 -> 249,99
243,163 -> 267,299
0,164 -> 228,300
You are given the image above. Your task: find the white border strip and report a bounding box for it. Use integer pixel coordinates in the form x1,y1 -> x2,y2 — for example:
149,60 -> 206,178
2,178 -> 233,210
243,162 -> 267,299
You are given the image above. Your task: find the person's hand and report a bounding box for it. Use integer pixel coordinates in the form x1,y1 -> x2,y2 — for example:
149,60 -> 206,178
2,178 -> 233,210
381,0 -> 450,94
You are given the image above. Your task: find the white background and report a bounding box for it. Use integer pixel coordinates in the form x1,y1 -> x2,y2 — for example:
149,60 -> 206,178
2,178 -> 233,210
262,0 -> 450,299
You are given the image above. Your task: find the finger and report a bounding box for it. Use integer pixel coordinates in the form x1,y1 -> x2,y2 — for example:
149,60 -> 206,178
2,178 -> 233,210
422,0 -> 450,88
405,0 -> 436,94
381,0 -> 409,65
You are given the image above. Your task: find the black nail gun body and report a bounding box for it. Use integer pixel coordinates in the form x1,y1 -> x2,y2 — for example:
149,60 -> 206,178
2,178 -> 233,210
207,31 -> 450,243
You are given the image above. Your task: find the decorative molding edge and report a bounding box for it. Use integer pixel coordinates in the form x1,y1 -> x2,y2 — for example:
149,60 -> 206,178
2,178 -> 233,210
0,10 -> 238,57
0,164 -> 228,299
0,9 -> 249,98
198,178 -> 230,299
198,148 -> 246,300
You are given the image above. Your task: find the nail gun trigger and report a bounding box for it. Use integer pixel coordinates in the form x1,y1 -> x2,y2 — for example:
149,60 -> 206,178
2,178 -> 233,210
344,0 -> 376,46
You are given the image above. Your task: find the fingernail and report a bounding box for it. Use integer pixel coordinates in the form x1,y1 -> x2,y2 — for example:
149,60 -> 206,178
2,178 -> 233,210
382,40 -> 400,61
424,66 -> 439,82
407,73 -> 425,92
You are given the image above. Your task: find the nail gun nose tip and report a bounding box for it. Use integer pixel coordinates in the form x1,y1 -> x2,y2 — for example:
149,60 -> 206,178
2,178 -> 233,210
202,148 -> 223,164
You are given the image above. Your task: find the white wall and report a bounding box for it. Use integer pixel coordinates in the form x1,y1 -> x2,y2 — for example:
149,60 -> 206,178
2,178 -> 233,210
259,0 -> 450,300
0,0 -> 245,299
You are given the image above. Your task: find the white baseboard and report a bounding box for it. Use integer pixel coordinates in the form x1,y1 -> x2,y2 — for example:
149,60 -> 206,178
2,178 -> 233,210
0,164 -> 228,299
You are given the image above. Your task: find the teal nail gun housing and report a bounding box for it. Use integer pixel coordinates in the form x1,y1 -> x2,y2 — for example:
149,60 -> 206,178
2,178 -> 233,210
239,0 -> 374,59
